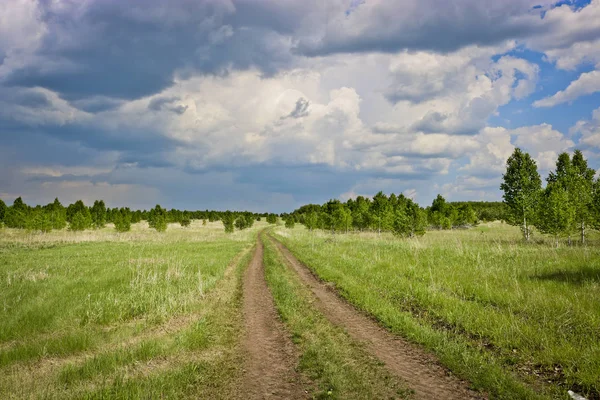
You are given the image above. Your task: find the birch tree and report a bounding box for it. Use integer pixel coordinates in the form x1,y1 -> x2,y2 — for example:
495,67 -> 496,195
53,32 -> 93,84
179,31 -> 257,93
537,183 -> 575,247
500,148 -> 542,241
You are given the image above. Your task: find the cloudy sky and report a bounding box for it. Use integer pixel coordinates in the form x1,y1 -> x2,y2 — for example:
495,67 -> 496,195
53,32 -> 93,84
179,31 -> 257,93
1,0 -> 600,212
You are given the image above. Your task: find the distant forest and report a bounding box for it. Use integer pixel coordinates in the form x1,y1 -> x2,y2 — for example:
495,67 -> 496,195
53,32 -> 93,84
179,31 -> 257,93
0,194 -> 505,236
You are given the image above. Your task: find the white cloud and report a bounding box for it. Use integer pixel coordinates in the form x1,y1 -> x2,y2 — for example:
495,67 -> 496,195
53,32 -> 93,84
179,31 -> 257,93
526,0 -> 600,70
570,106 -> 600,151
533,70 -> 600,107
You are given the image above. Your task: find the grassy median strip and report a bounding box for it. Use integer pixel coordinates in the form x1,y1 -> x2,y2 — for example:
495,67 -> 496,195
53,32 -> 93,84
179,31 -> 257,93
262,234 -> 412,400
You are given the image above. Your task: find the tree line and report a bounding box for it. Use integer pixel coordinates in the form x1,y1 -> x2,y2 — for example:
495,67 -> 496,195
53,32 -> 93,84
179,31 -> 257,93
283,192 -> 506,237
0,198 -> 266,233
501,148 -> 600,246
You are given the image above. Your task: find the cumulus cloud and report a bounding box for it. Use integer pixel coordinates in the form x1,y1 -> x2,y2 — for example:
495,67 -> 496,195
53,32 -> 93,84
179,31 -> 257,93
533,70 -> 600,107
1,0 -> 599,209
570,106 -> 600,151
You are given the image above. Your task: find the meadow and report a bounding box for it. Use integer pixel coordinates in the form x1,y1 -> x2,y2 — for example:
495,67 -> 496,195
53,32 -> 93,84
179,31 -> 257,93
2,219 -> 599,399
274,222 -> 600,399
0,221 -> 257,399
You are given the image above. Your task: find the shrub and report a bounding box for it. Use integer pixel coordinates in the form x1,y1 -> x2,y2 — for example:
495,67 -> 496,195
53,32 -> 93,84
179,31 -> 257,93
285,216 -> 295,229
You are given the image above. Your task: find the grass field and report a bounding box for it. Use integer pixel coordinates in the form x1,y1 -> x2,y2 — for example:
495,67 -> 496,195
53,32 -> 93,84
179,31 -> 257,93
273,223 -> 600,400
0,221 -> 257,399
3,220 -> 599,399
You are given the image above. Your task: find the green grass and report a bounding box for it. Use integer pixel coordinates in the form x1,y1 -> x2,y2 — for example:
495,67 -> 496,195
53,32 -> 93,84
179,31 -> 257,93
274,223 -> 600,399
0,221 -> 257,399
262,234 -> 412,399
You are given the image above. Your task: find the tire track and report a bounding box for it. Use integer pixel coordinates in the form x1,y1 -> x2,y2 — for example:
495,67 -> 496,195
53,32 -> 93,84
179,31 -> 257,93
241,237 -> 306,399
269,235 -> 484,400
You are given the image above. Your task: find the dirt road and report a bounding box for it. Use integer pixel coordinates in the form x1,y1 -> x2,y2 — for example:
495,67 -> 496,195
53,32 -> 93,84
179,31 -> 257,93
241,238 -> 307,399
269,235 -> 484,400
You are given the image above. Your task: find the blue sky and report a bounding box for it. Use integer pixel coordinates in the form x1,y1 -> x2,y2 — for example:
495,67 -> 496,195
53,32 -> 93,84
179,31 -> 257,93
1,0 -> 600,212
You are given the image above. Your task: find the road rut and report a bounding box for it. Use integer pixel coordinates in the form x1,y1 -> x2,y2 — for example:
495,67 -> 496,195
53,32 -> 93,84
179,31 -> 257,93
269,235 -> 484,400
241,238 -> 306,399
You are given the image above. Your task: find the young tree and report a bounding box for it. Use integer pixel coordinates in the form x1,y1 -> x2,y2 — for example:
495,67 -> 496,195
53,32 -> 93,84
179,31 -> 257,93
500,148 -> 542,241
351,196 -> 371,231
131,210 -> 143,224
570,150 -> 596,244
285,215 -> 296,229
392,208 -> 411,237
69,210 -> 92,231
202,219 -> 207,226
0,199 -> 6,225
406,201 -> 427,237
90,200 -> 107,229
304,211 -> 319,231
26,209 -> 53,233
47,198 -> 67,230
537,183 -> 575,247
222,212 -> 235,233
266,213 -> 278,224
456,204 -> 478,226
66,200 -> 88,223
333,206 -> 353,233
593,176 -> 600,230
113,208 -> 132,232
13,197 -> 28,213
244,213 -> 255,229
370,192 -> 393,234
148,205 -> 168,232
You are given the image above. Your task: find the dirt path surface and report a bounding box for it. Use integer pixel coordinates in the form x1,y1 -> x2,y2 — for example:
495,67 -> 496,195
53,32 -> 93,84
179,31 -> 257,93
241,238 -> 307,399
269,235 -> 484,400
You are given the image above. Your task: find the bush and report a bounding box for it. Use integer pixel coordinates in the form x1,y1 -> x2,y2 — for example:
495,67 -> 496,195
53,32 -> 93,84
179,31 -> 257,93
285,216 -> 295,229
180,217 -> 191,227
235,217 -> 246,230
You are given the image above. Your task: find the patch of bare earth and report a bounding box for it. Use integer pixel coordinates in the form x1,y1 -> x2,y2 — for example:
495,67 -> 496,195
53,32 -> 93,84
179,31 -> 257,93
270,235 -> 485,400
241,239 -> 307,399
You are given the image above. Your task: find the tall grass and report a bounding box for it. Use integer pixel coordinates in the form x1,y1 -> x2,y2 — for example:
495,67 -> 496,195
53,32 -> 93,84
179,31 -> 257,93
274,222 -> 600,399
0,222 -> 258,399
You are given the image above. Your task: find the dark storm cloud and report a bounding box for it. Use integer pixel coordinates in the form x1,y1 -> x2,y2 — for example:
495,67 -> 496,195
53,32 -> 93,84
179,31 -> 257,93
0,114 -> 181,159
295,1 -> 548,56
3,0 -> 295,100
3,0 -> 561,104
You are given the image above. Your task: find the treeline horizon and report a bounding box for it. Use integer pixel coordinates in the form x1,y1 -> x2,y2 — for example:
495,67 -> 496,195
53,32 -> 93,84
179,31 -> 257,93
0,197 -> 278,233
4,144 -> 600,243
0,194 -> 507,235
282,195 -> 507,237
